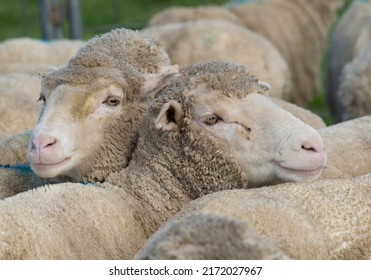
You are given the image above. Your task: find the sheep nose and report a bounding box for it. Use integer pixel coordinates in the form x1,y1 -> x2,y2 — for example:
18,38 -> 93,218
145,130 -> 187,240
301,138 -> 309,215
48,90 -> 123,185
301,141 -> 323,154
31,135 -> 58,153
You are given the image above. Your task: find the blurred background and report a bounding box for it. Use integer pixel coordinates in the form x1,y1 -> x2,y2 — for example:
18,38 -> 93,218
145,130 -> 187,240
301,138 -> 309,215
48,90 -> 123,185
0,0 -> 367,126
0,0 -> 226,41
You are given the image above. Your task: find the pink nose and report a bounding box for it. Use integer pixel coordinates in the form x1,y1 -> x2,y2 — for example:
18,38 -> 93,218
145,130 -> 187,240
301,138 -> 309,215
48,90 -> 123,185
31,135 -> 57,152
29,135 -> 60,164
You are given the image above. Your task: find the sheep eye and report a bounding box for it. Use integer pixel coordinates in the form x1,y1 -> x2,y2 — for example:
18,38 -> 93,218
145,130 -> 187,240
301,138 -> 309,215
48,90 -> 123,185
104,96 -> 121,107
37,94 -> 46,103
203,114 -> 220,126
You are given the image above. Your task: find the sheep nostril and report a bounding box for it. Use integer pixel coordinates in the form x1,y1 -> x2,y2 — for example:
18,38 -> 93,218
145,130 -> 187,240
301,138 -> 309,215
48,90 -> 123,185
301,145 -> 317,152
301,142 -> 320,153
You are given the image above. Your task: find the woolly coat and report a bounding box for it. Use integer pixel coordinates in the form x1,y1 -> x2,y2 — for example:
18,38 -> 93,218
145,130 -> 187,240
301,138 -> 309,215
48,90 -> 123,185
170,174 -> 371,260
0,61 -> 262,259
135,213 -> 290,260
0,28 -> 173,199
40,28 -> 171,183
336,44 -> 371,121
148,5 -> 243,26
143,19 -> 293,101
228,0 -> 344,105
319,116 -> 371,179
326,0 -> 371,122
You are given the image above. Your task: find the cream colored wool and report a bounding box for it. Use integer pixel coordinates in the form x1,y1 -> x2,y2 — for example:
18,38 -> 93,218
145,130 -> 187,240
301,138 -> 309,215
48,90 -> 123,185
172,174 -> 371,260
135,213 -> 289,260
229,0 -> 344,105
143,19 -> 293,100
0,61 -> 270,259
0,131 -> 31,165
0,37 -> 83,65
148,5 -> 243,26
0,74 -> 41,135
0,28 -> 174,199
326,0 -> 371,122
336,45 -> 371,121
319,116 -> 371,179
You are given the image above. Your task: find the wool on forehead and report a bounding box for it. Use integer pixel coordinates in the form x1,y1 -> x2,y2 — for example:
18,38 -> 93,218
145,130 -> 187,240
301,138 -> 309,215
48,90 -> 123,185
153,61 -> 264,110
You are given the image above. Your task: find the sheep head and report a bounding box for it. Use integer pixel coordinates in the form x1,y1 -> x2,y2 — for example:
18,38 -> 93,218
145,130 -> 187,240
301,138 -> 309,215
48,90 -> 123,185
27,28 -> 178,182
27,64 -> 177,182
149,61 -> 327,193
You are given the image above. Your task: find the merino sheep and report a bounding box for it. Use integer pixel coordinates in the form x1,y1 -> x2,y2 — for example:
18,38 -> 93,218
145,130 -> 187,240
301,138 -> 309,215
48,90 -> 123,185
0,31 -> 325,200
335,44 -> 371,121
326,0 -> 371,122
148,5 -> 243,26
26,28 -> 177,182
134,213 -> 289,260
164,174 -> 371,260
0,61 -> 327,259
0,131 -> 31,165
0,70 -> 41,136
0,73 -> 42,134
143,19 -> 293,100
0,37 -> 84,65
0,27 -> 178,199
228,0 -> 344,105
318,116 -> 371,179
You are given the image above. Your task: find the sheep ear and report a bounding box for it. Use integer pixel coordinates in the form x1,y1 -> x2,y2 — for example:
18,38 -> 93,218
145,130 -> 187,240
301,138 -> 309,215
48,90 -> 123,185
140,64 -> 179,100
155,100 -> 183,132
258,80 -> 271,93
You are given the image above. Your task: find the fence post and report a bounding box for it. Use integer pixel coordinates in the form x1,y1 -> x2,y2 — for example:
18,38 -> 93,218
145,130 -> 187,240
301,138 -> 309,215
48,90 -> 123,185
39,0 -> 64,40
67,0 -> 83,39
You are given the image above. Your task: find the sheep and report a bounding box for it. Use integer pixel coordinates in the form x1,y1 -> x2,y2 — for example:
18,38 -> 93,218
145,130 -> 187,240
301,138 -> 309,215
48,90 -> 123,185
227,0 -> 344,106
0,62 -> 59,75
0,75 -> 41,134
0,87 -> 40,135
148,5 -> 243,26
0,131 -> 31,165
160,174 -> 371,260
0,27 -> 178,199
0,38 -> 326,201
0,61 -> 327,259
146,0 -> 344,105
0,73 -> 42,134
0,165 -> 60,199
0,37 -> 84,65
18,27 -> 177,183
318,116 -> 371,179
326,0 -> 371,122
0,95 -> 326,200
0,38 -> 84,75
143,19 -> 293,101
8,101 -> 368,202
335,45 -> 371,121
134,213 -> 289,260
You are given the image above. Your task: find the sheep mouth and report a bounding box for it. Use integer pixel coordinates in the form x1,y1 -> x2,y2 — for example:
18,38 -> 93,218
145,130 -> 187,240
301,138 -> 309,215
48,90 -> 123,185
31,157 -> 72,176
276,163 -> 323,180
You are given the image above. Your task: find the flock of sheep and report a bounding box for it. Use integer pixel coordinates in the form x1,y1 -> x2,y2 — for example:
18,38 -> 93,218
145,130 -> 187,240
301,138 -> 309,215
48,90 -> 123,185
0,0 -> 370,260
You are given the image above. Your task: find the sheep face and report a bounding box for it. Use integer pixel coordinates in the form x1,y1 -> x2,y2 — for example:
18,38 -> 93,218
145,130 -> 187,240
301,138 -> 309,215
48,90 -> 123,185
27,64 -> 178,181
156,84 -> 327,187
27,78 -> 124,179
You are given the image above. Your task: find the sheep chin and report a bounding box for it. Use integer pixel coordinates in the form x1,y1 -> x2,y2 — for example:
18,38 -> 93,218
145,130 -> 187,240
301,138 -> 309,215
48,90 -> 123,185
274,162 -> 324,182
30,157 -> 73,179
